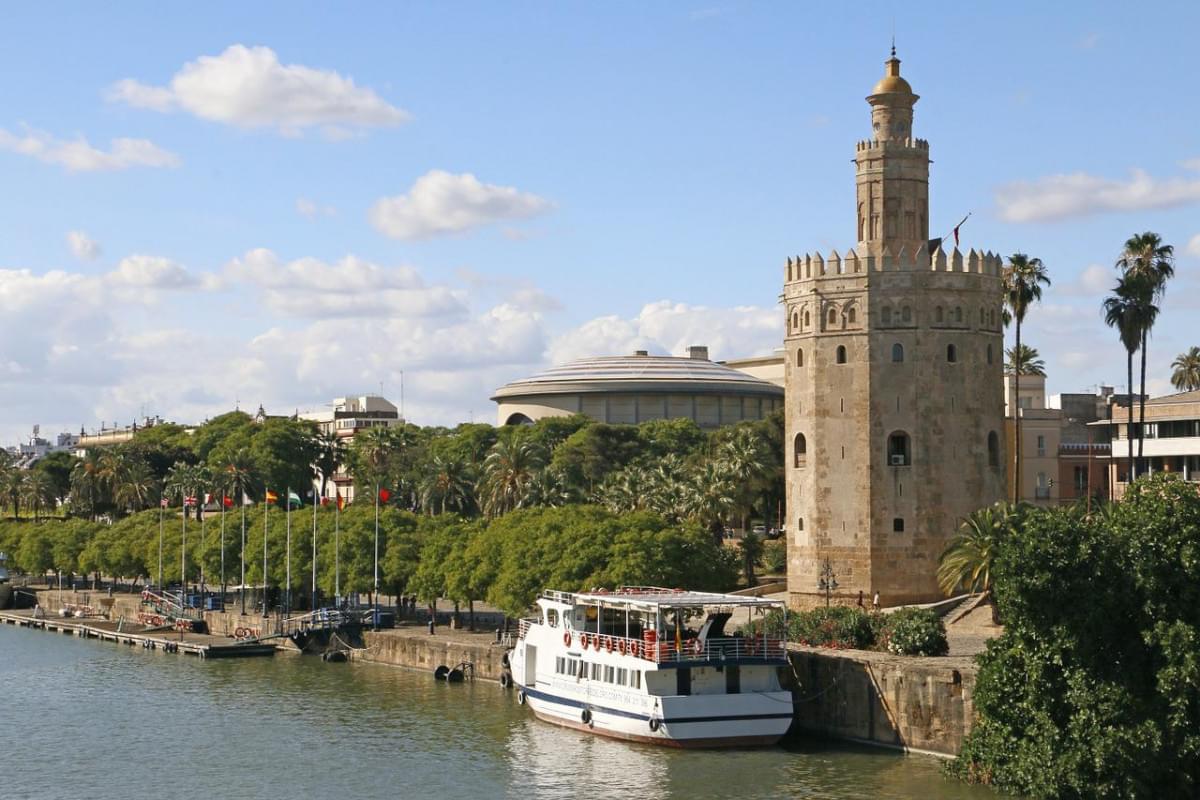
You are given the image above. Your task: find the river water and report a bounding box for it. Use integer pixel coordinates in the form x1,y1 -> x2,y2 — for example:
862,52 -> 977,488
1,625 -> 999,799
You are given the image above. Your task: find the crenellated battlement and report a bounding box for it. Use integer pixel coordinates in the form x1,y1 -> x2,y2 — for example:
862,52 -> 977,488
783,244 -> 1002,283
855,137 -> 929,154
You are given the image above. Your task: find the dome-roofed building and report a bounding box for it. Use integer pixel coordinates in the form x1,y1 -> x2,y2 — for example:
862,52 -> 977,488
492,346 -> 784,427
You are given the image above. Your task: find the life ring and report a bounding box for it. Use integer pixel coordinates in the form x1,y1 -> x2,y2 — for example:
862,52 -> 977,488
691,638 -> 704,656
517,690 -> 526,705
649,717 -> 661,732
563,631 -> 572,647
630,641 -> 641,658
605,636 -> 614,653
152,616 -> 163,626
618,639 -> 627,655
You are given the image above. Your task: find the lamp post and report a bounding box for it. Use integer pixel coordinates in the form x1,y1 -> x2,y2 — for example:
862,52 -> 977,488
817,559 -> 838,608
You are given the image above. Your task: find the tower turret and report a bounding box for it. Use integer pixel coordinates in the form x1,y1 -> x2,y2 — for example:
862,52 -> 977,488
855,50 -> 929,255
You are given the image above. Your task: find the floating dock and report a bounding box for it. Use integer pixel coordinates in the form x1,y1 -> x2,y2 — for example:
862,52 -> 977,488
0,609 -> 277,658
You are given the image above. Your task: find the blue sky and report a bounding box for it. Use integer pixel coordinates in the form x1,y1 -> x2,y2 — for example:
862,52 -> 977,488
2,2 -> 1198,444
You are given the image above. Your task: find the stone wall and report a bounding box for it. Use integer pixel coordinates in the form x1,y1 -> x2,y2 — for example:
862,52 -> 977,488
356,629 -> 509,680
788,646 -> 975,756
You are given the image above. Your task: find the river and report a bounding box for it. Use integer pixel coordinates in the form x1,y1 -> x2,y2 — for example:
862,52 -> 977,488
1,624 -> 999,799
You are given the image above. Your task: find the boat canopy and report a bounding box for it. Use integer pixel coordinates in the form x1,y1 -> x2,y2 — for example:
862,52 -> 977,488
543,586 -> 784,613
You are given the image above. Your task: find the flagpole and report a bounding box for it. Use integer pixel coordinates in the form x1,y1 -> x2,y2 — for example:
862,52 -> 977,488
199,498 -> 206,604
373,482 -> 380,631
219,495 -> 226,605
334,492 -> 340,600
240,495 -> 246,616
285,486 -> 292,616
262,492 -> 269,617
157,499 -> 164,590
181,491 -> 187,610
311,482 -> 318,612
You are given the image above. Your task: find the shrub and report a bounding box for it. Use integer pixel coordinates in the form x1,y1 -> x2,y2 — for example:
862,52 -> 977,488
789,606 -> 874,649
761,540 -> 787,575
877,607 -> 948,656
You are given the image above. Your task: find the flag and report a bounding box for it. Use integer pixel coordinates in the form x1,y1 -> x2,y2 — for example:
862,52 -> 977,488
336,491 -> 344,511
222,495 -> 233,508
204,493 -> 212,506
266,490 -> 279,505
378,488 -> 391,504
160,497 -> 169,509
952,224 -> 960,248
287,491 -> 303,508
184,496 -> 197,507
320,497 -> 330,507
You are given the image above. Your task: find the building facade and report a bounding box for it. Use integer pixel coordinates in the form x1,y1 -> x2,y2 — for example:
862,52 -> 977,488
299,394 -> 402,504
492,347 -> 783,428
784,52 -> 1007,608
1102,388 -> 1200,498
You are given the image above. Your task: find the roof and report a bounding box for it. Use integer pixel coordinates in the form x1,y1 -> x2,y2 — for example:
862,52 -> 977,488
1147,389 -> 1200,405
541,587 -> 785,612
492,354 -> 784,400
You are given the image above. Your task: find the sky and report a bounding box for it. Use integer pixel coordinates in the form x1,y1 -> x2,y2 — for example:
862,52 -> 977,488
2,1 -> 1199,445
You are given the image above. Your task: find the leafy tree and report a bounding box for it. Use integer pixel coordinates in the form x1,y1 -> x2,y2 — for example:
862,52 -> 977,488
34,450 -> 76,505
21,470 -> 58,520
937,502 -> 1026,599
190,411 -> 255,461
478,438 -> 546,518
419,455 -> 475,515
1003,252 -> 1051,504
635,417 -> 707,462
15,525 -> 53,576
250,418 -> 320,497
714,425 -> 772,532
1170,346 -> 1200,392
1003,343 -> 1046,377
549,423 -> 640,493
70,449 -> 105,520
312,430 -> 346,499
1116,232 -> 1174,472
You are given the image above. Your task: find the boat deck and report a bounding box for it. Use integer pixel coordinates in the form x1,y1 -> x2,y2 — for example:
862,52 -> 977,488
0,608 -> 278,658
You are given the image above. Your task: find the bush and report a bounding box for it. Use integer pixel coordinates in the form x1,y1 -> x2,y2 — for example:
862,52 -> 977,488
876,607 -> 948,656
761,539 -> 787,575
789,606 -> 874,649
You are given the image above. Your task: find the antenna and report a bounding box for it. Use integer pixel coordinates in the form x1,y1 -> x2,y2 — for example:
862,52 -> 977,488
891,20 -> 896,57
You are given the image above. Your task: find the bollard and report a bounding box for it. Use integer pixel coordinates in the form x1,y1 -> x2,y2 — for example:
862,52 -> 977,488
495,627 -> 501,643
428,619 -> 435,635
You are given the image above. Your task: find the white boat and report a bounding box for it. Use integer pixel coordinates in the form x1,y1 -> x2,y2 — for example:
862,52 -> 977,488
508,586 -> 793,748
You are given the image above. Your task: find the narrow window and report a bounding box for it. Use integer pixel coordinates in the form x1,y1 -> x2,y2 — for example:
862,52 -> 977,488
847,307 -> 857,324
793,433 -> 807,468
891,343 -> 904,362
935,306 -> 944,323
893,518 -> 905,533
987,431 -> 999,467
902,306 -> 912,323
955,306 -> 963,323
987,343 -> 994,365
797,517 -> 804,531
1037,435 -> 1046,457
947,344 -> 957,363
791,312 -> 798,331
887,432 -> 911,466
836,345 -> 847,364
882,307 -> 892,325
804,311 -> 810,328
796,348 -> 803,367
828,308 -> 838,325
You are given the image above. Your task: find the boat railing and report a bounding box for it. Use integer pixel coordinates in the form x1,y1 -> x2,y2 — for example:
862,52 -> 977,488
567,631 -> 787,663
538,589 -> 576,605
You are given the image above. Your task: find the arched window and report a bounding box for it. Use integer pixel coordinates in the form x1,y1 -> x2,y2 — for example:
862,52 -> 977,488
887,432 -> 911,466
987,431 -> 999,467
935,306 -> 944,323
804,311 -> 811,328
791,312 -> 798,331
902,306 -> 912,323
979,307 -> 985,325
987,343 -> 994,364
796,348 -> 804,367
836,345 -> 847,364
794,433 -> 807,468
828,308 -> 838,325
882,306 -> 892,325
947,343 -> 957,363
955,306 -> 963,323
891,343 -> 904,362
847,307 -> 856,324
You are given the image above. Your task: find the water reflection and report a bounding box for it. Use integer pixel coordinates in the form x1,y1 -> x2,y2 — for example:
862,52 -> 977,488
3,626 -> 997,799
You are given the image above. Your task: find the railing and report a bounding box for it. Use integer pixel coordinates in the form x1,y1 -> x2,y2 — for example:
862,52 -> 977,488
276,608 -> 375,636
560,629 -> 787,663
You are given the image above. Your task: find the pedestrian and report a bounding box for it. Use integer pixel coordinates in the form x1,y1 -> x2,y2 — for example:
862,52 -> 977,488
872,591 -> 880,612
856,590 -> 864,609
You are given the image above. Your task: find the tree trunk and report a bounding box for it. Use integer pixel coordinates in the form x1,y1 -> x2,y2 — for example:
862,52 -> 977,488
1013,322 -> 1022,504
1128,349 -> 1135,484
1138,329 -> 1148,476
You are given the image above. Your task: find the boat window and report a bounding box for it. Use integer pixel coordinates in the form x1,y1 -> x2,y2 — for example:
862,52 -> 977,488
555,656 -> 565,674
545,608 -> 558,627
617,668 -> 628,685
591,662 -> 601,680
632,671 -> 641,690
605,665 -> 615,683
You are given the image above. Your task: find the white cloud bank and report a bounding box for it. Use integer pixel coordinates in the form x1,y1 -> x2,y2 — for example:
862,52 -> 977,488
996,167 -> 1200,223
67,231 -> 101,260
369,170 -> 552,240
0,126 -> 179,172
108,45 -> 409,136
1187,233 -> 1200,258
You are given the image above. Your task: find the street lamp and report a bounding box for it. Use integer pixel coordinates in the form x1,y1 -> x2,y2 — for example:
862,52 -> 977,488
817,559 -> 838,608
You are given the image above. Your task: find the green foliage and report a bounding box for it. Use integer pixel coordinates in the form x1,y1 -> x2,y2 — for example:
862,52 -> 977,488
937,501 -> 1027,596
876,608 -> 948,656
762,539 -> 787,575
550,424 -> 641,492
951,475 -> 1200,798
788,606 -> 875,649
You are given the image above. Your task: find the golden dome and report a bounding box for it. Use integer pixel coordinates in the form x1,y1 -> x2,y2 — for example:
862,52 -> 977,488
870,54 -> 913,96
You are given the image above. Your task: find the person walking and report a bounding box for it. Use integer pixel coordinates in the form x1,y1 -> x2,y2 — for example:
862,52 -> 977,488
871,591 -> 880,612
857,590 -> 864,609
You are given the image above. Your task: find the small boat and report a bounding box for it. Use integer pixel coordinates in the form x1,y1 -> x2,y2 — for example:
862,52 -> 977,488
508,586 -> 793,748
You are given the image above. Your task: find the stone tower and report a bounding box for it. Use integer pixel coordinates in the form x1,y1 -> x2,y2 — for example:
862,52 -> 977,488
783,52 -> 1007,608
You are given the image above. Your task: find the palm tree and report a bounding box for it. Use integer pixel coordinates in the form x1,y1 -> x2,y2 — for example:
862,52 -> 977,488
95,450 -> 131,511
20,470 -> 57,520
419,455 -> 474,515
70,449 -> 104,520
312,430 -> 345,500
164,462 -> 206,520
683,462 -> 737,542
349,426 -> 397,495
1,466 -> 22,518
715,428 -> 771,532
1003,253 -> 1051,504
1004,344 -> 1046,377
477,438 -> 545,518
1103,274 -> 1156,483
1170,346 -> 1200,392
113,460 -> 156,513
937,502 -> 1027,616
1115,232 -> 1174,469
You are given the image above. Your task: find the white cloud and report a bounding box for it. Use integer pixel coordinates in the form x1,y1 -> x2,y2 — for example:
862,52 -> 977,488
295,197 -> 336,219
549,300 -> 781,365
224,248 -> 466,318
1186,233 -> 1200,258
0,126 -> 180,172
108,44 -> 409,135
1058,263 -> 1113,297
369,170 -> 552,240
995,167 -> 1200,223
67,231 -> 101,261
109,255 -> 198,290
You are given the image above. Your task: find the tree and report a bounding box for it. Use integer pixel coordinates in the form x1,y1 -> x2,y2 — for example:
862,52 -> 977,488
1103,273 -> 1155,482
477,438 -> 546,518
1003,253 -> 1051,504
418,455 -> 474,515
113,459 -> 157,514
1116,232 -> 1174,472
250,418 -> 320,497
34,450 -> 76,505
683,461 -> 737,540
739,531 -> 764,588
937,502 -> 1026,601
714,425 -> 771,532
21,470 -> 58,520
1170,346 -> 1200,392
312,430 -> 345,499
70,449 -> 105,520
1003,343 -> 1046,377
549,424 -> 640,494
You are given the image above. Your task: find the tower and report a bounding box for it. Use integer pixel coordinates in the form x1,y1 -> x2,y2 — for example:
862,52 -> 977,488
783,53 -> 1006,608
